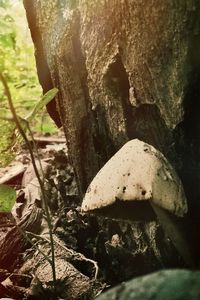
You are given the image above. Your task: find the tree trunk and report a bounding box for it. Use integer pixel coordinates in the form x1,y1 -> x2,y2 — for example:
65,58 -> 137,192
23,0 -> 200,270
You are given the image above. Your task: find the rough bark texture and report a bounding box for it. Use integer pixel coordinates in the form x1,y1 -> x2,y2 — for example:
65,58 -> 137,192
23,0 -> 200,278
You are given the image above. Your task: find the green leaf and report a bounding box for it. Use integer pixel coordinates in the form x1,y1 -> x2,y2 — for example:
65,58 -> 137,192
0,184 -> 16,212
26,88 -> 58,122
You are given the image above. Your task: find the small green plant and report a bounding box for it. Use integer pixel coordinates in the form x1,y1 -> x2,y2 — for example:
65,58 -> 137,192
0,2 -> 60,295
0,72 -> 58,167
0,71 -> 58,296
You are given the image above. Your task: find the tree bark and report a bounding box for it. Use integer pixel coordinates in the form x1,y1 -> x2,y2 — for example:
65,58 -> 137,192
23,0 -> 200,270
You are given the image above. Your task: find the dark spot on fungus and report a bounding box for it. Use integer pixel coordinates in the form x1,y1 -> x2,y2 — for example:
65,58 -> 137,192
141,190 -> 146,196
127,173 -> 130,176
123,186 -> 126,193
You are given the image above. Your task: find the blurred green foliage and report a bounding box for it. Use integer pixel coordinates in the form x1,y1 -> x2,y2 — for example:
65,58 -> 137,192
0,0 -> 58,133
0,0 -> 59,212
0,183 -> 16,212
0,82 -> 58,167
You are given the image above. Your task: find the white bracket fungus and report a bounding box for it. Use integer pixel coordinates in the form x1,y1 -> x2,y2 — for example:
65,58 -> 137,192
82,139 -> 187,217
81,139 -> 194,267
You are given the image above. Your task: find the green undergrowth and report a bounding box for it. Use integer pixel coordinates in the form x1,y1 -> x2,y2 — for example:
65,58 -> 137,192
0,0 -> 58,134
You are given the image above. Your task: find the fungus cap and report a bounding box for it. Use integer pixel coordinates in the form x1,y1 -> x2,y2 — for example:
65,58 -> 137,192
81,139 -> 187,217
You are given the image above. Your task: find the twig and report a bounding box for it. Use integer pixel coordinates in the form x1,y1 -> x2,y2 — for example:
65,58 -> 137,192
0,164 -> 26,185
33,136 -> 66,144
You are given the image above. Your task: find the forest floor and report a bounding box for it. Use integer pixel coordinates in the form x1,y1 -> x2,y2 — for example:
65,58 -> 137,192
0,132 -> 182,299
0,131 -> 113,299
